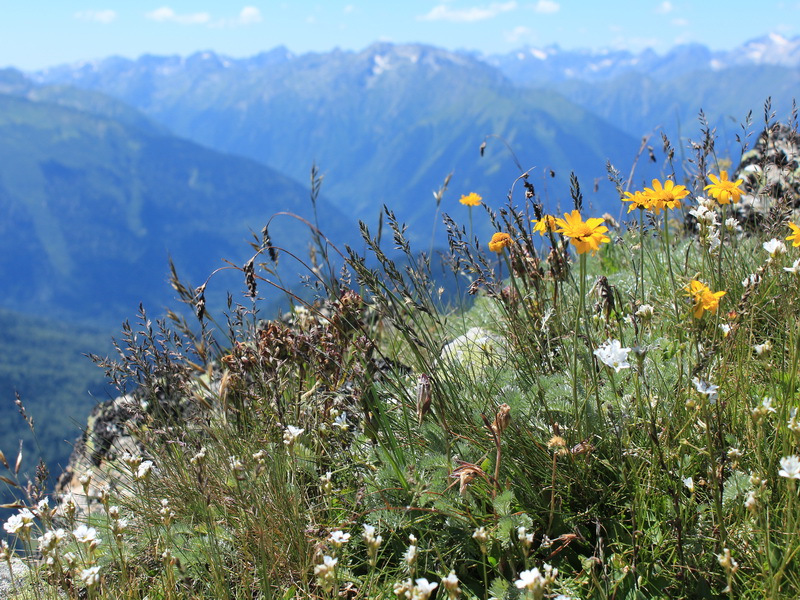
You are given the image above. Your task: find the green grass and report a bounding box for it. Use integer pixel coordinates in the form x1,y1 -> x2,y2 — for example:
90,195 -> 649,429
3,115 -> 800,599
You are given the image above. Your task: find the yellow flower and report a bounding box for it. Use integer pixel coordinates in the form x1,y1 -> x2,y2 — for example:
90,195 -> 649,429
685,280 -> 726,319
554,210 -> 610,255
488,232 -> 512,253
531,215 -> 558,236
786,222 -> 800,247
459,192 -> 482,207
704,171 -> 744,205
622,190 -> 651,213
644,178 -> 689,214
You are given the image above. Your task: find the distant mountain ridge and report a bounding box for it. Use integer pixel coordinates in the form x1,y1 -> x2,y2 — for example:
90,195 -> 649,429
0,76 -> 353,325
32,42 -> 649,240
482,33 -> 800,85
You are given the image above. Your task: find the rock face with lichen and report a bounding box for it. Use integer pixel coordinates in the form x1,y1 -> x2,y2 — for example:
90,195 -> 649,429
733,123 -> 800,227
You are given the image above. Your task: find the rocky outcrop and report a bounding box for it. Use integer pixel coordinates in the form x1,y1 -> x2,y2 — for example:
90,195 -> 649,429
733,122 -> 800,227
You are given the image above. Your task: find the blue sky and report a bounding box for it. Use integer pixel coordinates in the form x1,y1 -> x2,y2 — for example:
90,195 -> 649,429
1,1 -> 799,70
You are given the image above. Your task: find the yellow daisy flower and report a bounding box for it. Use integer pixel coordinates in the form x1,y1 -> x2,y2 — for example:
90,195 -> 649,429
704,170 -> 744,204
685,280 -> 726,319
554,210 -> 610,255
488,232 -> 512,253
786,222 -> 800,247
644,178 -> 689,214
459,192 -> 482,207
531,215 -> 558,236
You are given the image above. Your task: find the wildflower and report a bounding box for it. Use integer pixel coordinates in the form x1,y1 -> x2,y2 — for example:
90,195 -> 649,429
329,530 -> 351,547
190,447 -> 207,465
73,524 -> 100,546
472,526 -> 488,554
621,190 -> 651,212
122,453 -> 142,470
333,411 -> 349,431
394,579 -> 412,598
411,578 -> 438,600
744,490 -> 757,513
363,524 -> 382,565
787,222 -> 800,247
531,215 -> 558,235
160,498 -> 175,526
442,571 -> 462,599
718,548 -> 738,574
283,425 -> 304,446
135,460 -> 154,481
784,258 -> 800,275
515,568 -> 545,593
488,232 -> 512,253
689,204 -> 717,227
788,408 -> 800,435
725,217 -> 742,233
643,178 -> 689,213
719,323 -> 732,337
763,238 -> 787,260
593,339 -> 631,372
704,170 -> 744,204
742,273 -> 760,288
3,509 -> 34,536
80,565 -> 102,588
404,541 -> 418,566
778,455 -> 800,479
685,280 -> 725,319
554,210 -> 610,255
683,477 -> 694,493
754,340 -> 773,356
459,192 -> 482,207
692,378 -> 719,403
518,525 -> 534,550
636,304 -> 654,321
252,449 -> 268,463
314,555 -> 337,593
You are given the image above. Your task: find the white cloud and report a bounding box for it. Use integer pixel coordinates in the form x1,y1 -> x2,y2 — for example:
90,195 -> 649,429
74,10 -> 117,24
417,1 -> 517,22
145,6 -> 211,25
534,0 -> 559,14
237,6 -> 262,24
655,1 -> 673,14
504,25 -> 532,43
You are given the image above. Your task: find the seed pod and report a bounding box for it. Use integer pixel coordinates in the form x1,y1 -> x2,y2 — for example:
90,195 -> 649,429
416,374 -> 432,425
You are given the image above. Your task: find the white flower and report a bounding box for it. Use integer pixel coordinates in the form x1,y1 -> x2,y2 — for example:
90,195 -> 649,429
515,567 -> 545,591
73,524 -> 100,545
283,425 -> 304,446
683,477 -> 694,493
80,565 -> 101,587
135,460 -> 154,480
412,578 -> 438,600
329,530 -> 351,547
744,490 -> 757,513
635,304 -> 654,320
334,411 -> 349,431
719,323 -> 731,337
779,455 -> 800,479
404,543 -> 418,566
190,447 -> 207,465
763,238 -> 787,260
692,377 -> 719,403
725,217 -> 742,232
785,258 -> 800,275
742,273 -> 760,288
788,408 -> 800,434
314,554 -> 337,577
442,571 -> 461,599
3,509 -> 34,535
754,340 -> 773,355
594,339 -> 631,372
689,205 -> 717,226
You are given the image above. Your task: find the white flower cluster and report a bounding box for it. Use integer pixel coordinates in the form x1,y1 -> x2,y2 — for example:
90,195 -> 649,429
515,563 -> 558,598
594,339 -> 631,373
